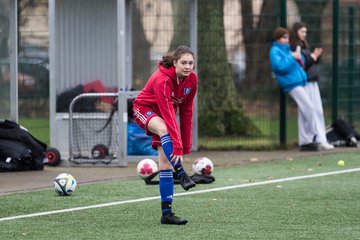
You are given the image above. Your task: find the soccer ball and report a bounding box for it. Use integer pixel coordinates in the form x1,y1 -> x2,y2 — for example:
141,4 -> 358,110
53,173 -> 77,196
192,157 -> 214,175
137,158 -> 158,179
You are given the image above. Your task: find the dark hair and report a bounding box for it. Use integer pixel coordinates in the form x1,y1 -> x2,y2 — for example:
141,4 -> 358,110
290,22 -> 309,49
160,46 -> 195,68
273,27 -> 290,41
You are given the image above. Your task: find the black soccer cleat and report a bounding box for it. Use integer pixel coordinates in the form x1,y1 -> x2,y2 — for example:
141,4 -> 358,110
161,213 -> 188,225
299,142 -> 319,151
300,135 -> 320,151
179,172 -> 196,191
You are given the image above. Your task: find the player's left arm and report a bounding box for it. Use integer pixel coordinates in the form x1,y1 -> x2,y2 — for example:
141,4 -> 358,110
179,74 -> 198,154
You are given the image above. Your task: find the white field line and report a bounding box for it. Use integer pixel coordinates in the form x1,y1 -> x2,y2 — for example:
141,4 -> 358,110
1,168 -> 360,222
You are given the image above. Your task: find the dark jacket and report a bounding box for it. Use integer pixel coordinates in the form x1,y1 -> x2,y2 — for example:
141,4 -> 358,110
0,120 -> 47,171
291,45 -> 320,82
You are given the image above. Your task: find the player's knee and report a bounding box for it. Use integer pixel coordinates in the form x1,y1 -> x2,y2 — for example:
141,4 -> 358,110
157,126 -> 168,137
148,117 -> 168,136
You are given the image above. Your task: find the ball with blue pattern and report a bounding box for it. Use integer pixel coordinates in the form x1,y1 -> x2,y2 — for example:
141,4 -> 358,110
53,173 -> 77,196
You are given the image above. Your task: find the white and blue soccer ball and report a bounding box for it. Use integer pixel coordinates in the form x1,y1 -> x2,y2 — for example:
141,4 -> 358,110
192,157 -> 214,175
53,173 -> 77,196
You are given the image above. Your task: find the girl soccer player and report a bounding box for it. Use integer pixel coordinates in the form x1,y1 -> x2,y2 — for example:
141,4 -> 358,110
133,46 -> 197,225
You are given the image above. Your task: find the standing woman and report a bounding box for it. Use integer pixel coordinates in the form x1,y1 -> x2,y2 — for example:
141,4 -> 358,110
290,22 -> 334,150
133,46 -> 197,225
270,27 -> 319,151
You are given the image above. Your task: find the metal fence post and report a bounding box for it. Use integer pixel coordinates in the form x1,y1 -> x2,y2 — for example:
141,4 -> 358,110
9,0 -> 18,122
347,6 -> 355,124
332,0 -> 339,122
279,0 -> 287,146
190,0 -> 198,151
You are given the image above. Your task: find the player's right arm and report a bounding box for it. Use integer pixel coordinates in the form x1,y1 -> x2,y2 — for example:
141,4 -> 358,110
153,77 -> 184,156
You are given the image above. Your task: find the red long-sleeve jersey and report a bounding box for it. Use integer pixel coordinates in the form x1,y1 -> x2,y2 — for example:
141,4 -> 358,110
134,63 -> 198,155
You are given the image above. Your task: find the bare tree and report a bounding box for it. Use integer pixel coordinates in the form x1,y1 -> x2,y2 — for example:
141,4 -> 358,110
17,0 -> 48,52
293,0 -> 329,45
198,0 -> 259,136
169,0 -> 190,50
0,1 -> 9,59
239,0 -> 330,94
240,0 -> 280,94
131,2 -> 151,90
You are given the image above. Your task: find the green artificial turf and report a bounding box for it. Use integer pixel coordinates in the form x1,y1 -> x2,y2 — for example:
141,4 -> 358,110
1,153 -> 360,240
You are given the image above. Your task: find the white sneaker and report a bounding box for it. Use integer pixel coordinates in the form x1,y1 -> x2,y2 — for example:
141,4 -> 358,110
320,142 -> 335,150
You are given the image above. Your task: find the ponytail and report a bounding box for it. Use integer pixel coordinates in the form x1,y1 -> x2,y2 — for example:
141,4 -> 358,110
160,45 -> 195,69
161,52 -> 174,68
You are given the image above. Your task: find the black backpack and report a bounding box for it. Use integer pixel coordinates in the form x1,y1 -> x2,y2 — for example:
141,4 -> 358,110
326,119 -> 360,147
0,120 -> 47,171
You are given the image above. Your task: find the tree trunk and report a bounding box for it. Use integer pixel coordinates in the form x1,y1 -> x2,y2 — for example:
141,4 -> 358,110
169,0 -> 190,50
240,0 -> 280,95
294,0 -> 329,46
0,2 -> 9,58
132,2 -> 151,90
198,0 -> 259,136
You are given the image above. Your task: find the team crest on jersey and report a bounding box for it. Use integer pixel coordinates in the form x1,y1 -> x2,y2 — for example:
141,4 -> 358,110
184,88 -> 191,95
145,111 -> 154,117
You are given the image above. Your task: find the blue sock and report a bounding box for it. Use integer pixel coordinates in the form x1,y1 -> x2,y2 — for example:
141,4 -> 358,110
160,134 -> 184,176
159,170 -> 173,216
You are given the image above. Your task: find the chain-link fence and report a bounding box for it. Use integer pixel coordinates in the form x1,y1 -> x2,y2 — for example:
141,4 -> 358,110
337,4 -> 360,125
0,1 -> 11,119
17,0 -> 49,143
10,0 -> 360,150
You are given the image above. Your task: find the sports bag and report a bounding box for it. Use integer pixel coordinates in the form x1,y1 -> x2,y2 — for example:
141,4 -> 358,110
326,119 -> 359,147
0,119 -> 47,171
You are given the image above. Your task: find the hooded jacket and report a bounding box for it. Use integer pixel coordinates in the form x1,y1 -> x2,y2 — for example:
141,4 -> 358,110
134,62 -> 198,155
270,41 -> 307,92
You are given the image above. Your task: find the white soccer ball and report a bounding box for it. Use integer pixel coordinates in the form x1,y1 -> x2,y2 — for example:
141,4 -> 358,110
192,157 -> 214,175
53,173 -> 77,196
137,158 -> 158,179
